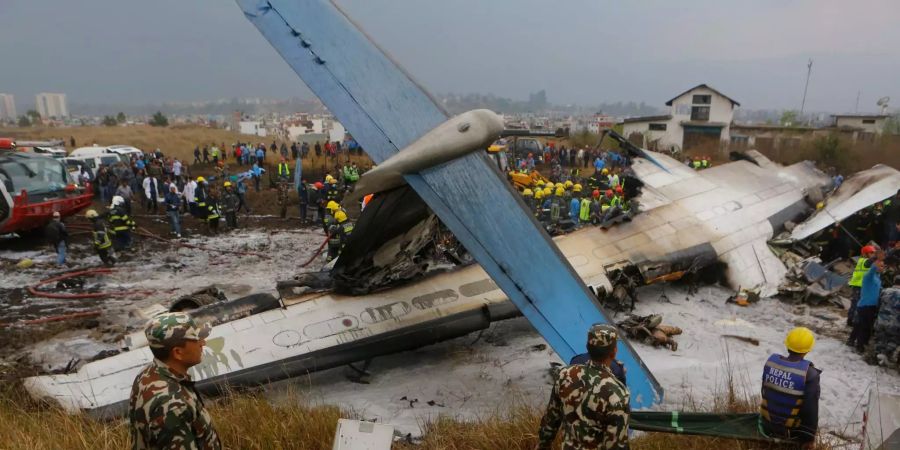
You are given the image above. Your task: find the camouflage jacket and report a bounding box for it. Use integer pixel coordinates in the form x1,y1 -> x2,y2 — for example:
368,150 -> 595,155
538,360 -> 630,450
129,359 -> 221,450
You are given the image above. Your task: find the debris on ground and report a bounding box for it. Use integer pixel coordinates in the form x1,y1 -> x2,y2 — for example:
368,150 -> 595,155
616,314 -> 682,351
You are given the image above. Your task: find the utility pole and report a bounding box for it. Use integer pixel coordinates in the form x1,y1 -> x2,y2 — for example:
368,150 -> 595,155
800,59 -> 813,117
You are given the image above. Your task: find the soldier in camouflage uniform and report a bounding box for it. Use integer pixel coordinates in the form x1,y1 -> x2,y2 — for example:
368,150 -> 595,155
866,279 -> 900,369
538,324 -> 631,450
129,312 -> 221,450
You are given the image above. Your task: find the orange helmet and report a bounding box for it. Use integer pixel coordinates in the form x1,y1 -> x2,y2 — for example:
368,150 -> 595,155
605,190 -> 614,198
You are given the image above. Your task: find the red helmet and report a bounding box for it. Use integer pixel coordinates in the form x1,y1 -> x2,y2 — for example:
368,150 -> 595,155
592,190 -> 600,198
314,181 -> 324,189
605,190 -> 613,198
861,245 -> 876,255
615,186 -> 623,194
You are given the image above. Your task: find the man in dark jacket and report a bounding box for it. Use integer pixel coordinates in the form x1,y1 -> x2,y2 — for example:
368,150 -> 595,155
44,212 -> 68,266
298,180 -> 309,224
164,185 -> 182,238
221,182 -> 239,229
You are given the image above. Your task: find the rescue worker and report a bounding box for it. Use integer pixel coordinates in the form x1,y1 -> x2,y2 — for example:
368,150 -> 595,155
326,219 -> 343,262
109,195 -> 135,251
221,182 -> 239,229
579,192 -> 591,224
759,327 -> 820,448
569,189 -> 581,224
276,158 -> 292,218
549,187 -> 565,228
608,170 -> 620,190
335,209 -> 353,241
193,177 -> 209,219
323,200 -> 340,234
538,324 -> 630,449
590,190 -> 603,225
848,256 -> 885,352
847,245 -> 876,327
533,189 -> 544,217
326,176 -> 341,203
195,178 -> 220,234
86,209 -> 115,266
522,188 -> 535,211
692,158 -> 702,170
129,312 -> 220,449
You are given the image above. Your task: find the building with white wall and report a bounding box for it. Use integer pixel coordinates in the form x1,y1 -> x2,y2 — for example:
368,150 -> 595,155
0,94 -> 16,120
620,84 -> 739,153
831,114 -> 889,136
35,93 -> 68,118
239,121 -> 267,137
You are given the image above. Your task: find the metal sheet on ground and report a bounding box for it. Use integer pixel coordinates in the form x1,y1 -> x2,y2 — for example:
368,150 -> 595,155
236,0 -> 662,406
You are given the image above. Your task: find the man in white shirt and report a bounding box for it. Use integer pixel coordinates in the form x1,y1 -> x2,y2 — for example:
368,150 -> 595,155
182,178 -> 197,215
173,159 -> 182,178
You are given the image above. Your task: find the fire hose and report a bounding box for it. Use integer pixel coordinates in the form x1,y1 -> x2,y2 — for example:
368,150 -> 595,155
27,267 -> 154,300
299,231 -> 332,268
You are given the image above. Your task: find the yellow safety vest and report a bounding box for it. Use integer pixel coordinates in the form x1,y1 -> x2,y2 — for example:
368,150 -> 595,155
848,257 -> 868,287
278,163 -> 290,176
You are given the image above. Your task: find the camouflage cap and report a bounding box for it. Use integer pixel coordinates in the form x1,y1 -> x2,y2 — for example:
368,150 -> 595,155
587,324 -> 618,351
145,312 -> 211,349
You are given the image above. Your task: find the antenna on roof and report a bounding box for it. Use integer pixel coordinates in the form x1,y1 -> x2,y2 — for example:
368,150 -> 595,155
877,96 -> 890,115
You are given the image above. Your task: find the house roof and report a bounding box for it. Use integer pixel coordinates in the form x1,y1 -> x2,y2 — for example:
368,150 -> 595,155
621,114 -> 672,124
665,84 -> 740,107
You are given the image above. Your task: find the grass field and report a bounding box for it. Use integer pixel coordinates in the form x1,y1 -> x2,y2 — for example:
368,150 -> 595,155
1,387 -> 833,450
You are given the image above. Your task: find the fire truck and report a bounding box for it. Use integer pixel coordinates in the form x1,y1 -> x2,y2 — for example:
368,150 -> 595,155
0,140 -> 93,235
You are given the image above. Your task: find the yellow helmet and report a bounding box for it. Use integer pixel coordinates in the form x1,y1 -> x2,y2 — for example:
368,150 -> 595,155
197,176 -> 206,183
816,202 -> 825,210
784,327 -> 815,354
325,174 -> 334,182
535,180 -> 545,187
522,188 -> 533,197
334,210 -> 348,223
546,182 -> 554,190
534,190 -> 544,200
564,180 -> 573,189
223,181 -> 232,187
573,183 -> 582,192
543,187 -> 551,196
555,187 -> 565,196
85,209 -> 98,219
601,168 -> 609,175
326,201 -> 340,211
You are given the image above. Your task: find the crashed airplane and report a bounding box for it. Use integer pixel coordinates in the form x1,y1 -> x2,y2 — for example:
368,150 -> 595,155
24,0 -> 900,418
24,140 -> 900,416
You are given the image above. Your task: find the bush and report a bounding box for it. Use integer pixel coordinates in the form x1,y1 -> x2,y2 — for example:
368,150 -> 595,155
149,111 -> 169,127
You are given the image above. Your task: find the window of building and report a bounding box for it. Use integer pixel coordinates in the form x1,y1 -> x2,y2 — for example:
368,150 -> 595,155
862,119 -> 876,124
692,94 -> 712,105
649,123 -> 667,131
691,106 -> 710,121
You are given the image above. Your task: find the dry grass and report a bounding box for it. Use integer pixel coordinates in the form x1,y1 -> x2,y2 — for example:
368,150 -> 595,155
756,134 -> 900,173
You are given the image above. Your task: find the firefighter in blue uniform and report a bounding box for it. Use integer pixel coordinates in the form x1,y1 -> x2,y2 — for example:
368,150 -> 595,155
760,327 -> 820,448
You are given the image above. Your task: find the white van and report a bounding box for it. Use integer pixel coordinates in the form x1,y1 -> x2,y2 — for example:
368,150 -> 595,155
63,153 -> 128,180
70,145 -> 143,159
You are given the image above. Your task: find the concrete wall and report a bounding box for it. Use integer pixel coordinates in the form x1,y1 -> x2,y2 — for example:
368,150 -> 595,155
834,116 -> 886,134
669,86 -> 735,143
621,121 -> 681,151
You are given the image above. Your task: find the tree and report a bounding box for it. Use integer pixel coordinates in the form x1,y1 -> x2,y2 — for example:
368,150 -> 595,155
102,115 -> 118,126
149,111 -> 169,127
17,115 -> 31,127
779,110 -> 799,127
116,112 -> 126,123
26,110 -> 42,125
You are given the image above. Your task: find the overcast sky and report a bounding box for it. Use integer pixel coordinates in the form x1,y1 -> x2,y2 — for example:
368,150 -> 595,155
1,0 -> 898,113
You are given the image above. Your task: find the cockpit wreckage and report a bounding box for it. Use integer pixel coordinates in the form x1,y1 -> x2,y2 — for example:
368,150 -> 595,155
25,0 -> 900,421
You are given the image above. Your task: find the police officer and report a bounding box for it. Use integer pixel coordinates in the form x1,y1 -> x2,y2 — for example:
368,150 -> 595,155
129,312 -> 220,449
86,209 -> 116,266
760,327 -> 820,448
538,324 -> 630,449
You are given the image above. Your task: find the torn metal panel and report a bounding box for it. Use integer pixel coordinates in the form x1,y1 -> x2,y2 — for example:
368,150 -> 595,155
791,164 -> 900,241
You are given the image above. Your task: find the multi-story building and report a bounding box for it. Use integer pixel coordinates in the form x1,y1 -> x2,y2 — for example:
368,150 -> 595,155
0,94 -> 16,120
35,93 -> 69,119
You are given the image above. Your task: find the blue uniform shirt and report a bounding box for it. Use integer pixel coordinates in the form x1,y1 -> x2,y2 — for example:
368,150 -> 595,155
858,264 -> 882,308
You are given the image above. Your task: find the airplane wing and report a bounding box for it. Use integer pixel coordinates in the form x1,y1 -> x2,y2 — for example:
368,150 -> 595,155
236,0 -> 662,406
790,165 -> 900,241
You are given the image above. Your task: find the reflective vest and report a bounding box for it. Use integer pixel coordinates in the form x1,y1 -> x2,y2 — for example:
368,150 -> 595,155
692,160 -> 702,169
701,159 -> 709,168
848,257 -> 868,288
109,207 -> 133,232
278,163 -> 290,177
610,195 -> 622,207
760,354 -> 810,430
349,167 -> 359,182
549,200 -> 561,223
93,225 -> 112,250
609,174 -> 620,188
341,221 -> 354,237
579,198 -> 591,222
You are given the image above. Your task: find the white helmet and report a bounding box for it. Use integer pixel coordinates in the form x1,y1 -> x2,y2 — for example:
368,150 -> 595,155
111,195 -> 125,207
